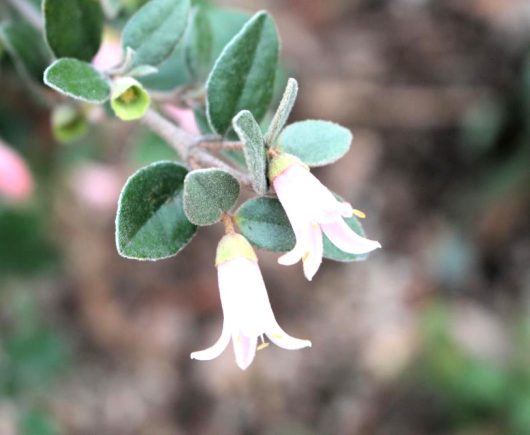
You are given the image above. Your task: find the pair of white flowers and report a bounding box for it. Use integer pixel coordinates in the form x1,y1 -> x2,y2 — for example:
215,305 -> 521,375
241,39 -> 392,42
191,153 -> 381,370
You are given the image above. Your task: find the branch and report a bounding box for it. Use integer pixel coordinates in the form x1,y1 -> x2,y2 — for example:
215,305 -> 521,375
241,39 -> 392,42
142,108 -> 194,159
6,0 -> 43,31
141,108 -> 252,188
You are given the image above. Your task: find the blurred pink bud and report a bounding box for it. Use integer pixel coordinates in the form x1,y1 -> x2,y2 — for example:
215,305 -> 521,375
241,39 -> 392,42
92,30 -> 122,71
164,105 -> 200,135
0,142 -> 34,203
71,163 -> 122,212
191,234 -> 311,370
270,153 -> 381,281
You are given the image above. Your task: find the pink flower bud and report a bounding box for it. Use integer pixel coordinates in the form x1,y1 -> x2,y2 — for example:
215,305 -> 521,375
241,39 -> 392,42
0,143 -> 34,203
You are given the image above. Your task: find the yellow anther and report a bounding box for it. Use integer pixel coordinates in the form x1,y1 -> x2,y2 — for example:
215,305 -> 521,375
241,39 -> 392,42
257,342 -> 270,351
352,209 -> 366,219
271,333 -> 283,340
119,87 -> 137,104
302,251 -> 310,262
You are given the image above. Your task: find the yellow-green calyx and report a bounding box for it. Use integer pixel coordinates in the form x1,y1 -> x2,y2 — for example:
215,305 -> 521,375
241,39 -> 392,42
110,76 -> 150,121
51,104 -> 88,143
216,233 -> 257,266
268,152 -> 308,181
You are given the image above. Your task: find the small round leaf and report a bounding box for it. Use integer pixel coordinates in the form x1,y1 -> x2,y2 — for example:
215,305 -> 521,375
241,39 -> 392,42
183,169 -> 240,226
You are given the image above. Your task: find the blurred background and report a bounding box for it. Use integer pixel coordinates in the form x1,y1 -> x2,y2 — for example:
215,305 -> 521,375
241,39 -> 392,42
1,0 -> 530,434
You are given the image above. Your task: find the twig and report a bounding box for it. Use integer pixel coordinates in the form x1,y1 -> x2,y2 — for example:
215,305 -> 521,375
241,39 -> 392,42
141,108 -> 252,188
197,140 -> 244,151
6,0 -> 43,31
142,108 -> 194,159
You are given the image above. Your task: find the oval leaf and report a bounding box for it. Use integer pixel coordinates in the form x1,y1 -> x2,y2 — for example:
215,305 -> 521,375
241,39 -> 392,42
277,120 -> 353,166
0,21 -> 50,82
233,110 -> 267,195
235,195 -> 370,262
44,58 -> 110,103
234,197 -> 295,252
43,0 -> 103,61
122,0 -> 191,68
116,161 -> 197,260
206,11 -> 279,135
183,168 -> 240,226
265,78 -> 298,146
185,5 -> 213,80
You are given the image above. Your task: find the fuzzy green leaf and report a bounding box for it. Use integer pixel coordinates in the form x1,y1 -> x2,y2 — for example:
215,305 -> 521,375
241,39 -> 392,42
43,0 -> 103,61
185,5 -> 213,80
206,11 -> 279,135
265,78 -> 298,146
183,168 -> 240,226
116,161 -> 197,260
122,0 -> 191,68
233,110 -> 267,195
277,120 -> 353,167
44,58 -> 110,103
0,21 -> 50,81
234,197 -> 295,252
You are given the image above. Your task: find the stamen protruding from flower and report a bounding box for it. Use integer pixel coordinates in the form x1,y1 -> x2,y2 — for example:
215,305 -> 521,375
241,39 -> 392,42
352,209 -> 366,219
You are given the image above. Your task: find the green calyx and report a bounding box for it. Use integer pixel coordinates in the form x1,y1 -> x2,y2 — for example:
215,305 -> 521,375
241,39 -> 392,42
268,152 -> 308,181
216,233 -> 257,266
110,76 -> 150,121
52,104 -> 88,143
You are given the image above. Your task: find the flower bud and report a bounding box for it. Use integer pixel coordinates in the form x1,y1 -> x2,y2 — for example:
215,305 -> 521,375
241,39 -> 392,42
110,77 -> 150,121
51,104 -> 88,143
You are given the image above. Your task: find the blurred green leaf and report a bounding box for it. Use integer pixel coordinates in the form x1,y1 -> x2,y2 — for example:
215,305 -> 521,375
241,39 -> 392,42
128,130 -> 178,166
116,161 -> 197,260
206,11 -> 279,135
185,5 -> 213,81
0,21 -> 49,81
122,0 -> 191,68
0,208 -> 56,276
183,168 -> 239,225
233,110 -> 267,195
20,409 -> 59,435
43,0 -> 103,61
277,120 -> 352,167
44,58 -> 110,103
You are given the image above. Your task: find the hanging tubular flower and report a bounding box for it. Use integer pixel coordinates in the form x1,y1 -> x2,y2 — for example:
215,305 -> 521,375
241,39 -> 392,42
269,153 -> 381,281
191,232 -> 311,370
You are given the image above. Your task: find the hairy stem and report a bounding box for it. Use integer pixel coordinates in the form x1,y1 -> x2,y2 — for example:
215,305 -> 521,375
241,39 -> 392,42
141,108 -> 252,188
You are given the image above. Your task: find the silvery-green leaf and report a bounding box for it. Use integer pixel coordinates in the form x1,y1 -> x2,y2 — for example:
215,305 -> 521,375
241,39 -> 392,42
122,0 -> 191,68
44,58 -> 110,103
276,120 -> 352,167
116,161 -> 197,260
185,5 -> 213,81
206,11 -> 279,135
232,110 -> 267,195
183,168 -> 240,226
265,78 -> 298,146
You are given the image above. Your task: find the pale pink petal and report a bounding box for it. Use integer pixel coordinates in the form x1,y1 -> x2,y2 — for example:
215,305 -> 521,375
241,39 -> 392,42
338,202 -> 354,217
267,323 -> 312,350
232,333 -> 257,370
321,219 -> 381,254
278,246 -> 304,266
190,320 -> 231,361
218,258 -> 272,338
92,32 -> 122,71
302,224 -> 323,281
